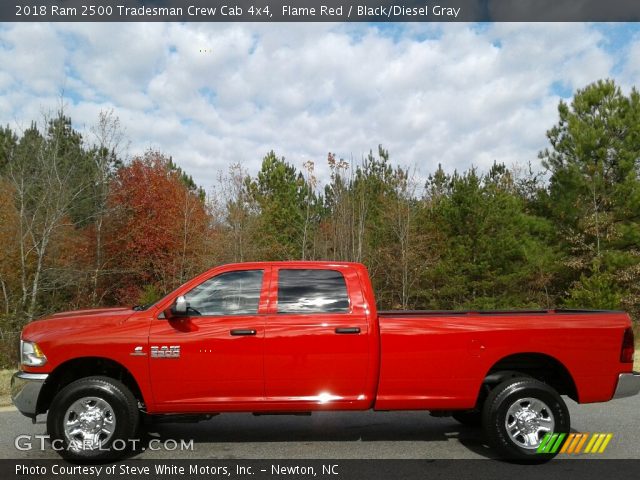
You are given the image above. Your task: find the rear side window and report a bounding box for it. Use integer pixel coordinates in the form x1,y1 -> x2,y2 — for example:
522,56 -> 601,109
277,269 -> 349,314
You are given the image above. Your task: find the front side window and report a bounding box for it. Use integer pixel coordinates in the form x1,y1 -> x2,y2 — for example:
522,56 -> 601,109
277,269 -> 349,314
184,270 -> 263,316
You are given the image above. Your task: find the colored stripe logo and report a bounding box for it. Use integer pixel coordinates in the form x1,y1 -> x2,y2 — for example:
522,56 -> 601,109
537,433 -> 613,454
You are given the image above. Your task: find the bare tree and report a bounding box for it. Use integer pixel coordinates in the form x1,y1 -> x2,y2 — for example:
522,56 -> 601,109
385,166 -> 420,309
88,109 -> 127,305
216,163 -> 257,262
8,110 -> 91,320
325,153 -> 351,260
301,160 -> 317,260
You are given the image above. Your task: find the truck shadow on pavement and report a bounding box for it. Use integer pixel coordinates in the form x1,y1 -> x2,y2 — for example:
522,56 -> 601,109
134,411 -> 500,460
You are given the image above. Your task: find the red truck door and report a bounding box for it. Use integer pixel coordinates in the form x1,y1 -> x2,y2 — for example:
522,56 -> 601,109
264,266 -> 371,408
149,268 -> 269,410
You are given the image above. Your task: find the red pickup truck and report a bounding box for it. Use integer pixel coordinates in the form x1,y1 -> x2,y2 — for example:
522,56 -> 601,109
11,261 -> 640,461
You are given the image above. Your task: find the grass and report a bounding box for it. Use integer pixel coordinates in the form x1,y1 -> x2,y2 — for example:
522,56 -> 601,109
0,369 -> 13,405
632,318 -> 639,370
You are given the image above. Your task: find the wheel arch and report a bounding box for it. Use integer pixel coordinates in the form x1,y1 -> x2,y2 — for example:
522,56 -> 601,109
480,352 -> 578,402
37,357 -> 146,415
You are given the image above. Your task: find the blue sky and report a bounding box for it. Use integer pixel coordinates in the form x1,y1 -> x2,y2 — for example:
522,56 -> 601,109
0,22 -> 639,190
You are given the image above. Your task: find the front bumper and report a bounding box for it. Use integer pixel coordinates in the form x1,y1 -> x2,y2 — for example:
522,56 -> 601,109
11,371 -> 48,418
613,372 -> 640,399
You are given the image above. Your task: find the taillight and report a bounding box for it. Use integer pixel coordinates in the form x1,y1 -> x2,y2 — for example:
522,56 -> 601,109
621,327 -> 635,363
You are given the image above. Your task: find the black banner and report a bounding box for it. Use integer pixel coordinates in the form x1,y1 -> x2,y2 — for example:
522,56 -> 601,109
2,0 -> 640,22
7,459 -> 640,480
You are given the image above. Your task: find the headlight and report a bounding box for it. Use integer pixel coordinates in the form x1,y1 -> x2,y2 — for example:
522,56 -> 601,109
20,340 -> 47,367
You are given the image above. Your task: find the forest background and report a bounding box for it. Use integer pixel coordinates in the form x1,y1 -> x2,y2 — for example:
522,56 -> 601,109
1,79 -> 639,368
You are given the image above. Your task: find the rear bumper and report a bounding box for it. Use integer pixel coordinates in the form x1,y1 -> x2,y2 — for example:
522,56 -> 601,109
613,372 -> 640,399
11,371 -> 48,418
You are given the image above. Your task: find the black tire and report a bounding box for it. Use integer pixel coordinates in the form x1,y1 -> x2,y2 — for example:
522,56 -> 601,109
47,376 -> 139,461
482,377 -> 569,462
452,410 -> 482,427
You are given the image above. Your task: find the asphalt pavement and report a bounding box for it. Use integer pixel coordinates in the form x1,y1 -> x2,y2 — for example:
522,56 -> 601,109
0,394 -> 638,459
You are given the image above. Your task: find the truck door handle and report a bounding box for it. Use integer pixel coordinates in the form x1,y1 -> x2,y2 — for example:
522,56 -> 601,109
230,329 -> 257,336
335,327 -> 360,334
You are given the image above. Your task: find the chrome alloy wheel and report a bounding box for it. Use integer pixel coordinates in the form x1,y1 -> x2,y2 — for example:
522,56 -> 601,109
504,397 -> 555,449
63,396 -> 116,451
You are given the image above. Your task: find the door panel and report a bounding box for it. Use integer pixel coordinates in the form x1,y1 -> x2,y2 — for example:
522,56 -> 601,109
264,268 -> 370,405
149,315 -> 264,406
149,268 -> 268,408
264,314 -> 369,402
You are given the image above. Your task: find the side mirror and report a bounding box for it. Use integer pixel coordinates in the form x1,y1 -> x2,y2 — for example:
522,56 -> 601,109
164,295 -> 188,319
174,295 -> 188,314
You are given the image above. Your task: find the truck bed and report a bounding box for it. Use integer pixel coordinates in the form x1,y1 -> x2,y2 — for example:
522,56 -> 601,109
375,308 -> 631,410
379,308 -> 623,317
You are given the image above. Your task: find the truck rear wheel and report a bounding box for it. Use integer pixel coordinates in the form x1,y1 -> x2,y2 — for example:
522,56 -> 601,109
47,376 -> 139,461
482,377 -> 569,462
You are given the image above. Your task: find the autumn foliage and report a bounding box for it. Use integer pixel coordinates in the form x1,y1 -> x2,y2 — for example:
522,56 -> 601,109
1,79 -> 640,370
104,152 -> 212,304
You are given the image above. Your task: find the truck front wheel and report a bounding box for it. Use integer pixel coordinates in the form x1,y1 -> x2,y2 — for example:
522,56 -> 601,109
482,377 -> 569,462
47,376 -> 139,461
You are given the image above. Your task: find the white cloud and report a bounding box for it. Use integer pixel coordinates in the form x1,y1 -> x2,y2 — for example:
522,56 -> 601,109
619,32 -> 640,90
0,22 -> 637,191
